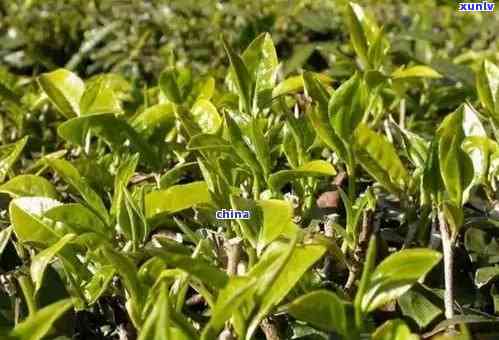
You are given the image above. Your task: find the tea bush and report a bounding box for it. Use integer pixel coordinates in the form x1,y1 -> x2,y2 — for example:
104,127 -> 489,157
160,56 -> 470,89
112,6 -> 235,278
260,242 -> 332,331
0,1 -> 499,339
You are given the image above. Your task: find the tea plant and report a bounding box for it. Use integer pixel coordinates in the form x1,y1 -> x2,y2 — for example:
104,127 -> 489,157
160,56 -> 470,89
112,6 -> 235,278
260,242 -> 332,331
0,2 -> 499,340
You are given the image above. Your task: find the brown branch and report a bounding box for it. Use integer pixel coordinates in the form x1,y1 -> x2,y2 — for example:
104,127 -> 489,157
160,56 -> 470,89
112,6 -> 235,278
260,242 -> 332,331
260,317 -> 281,340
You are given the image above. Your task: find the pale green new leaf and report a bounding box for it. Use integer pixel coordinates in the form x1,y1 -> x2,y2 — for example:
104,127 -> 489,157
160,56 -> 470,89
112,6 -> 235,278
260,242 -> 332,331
0,136 -> 28,183
44,203 -> 110,237
83,265 -> 115,304
80,75 -> 122,115
46,159 -> 110,225
38,69 -> 84,118
145,181 -> 211,218
361,249 -> 442,312
223,38 -> 254,114
0,227 -> 12,257
372,319 -> 419,340
346,2 -> 370,68
9,197 -> 62,244
240,33 -> 278,93
10,298 -> 73,340
159,69 -> 182,104
0,175 -> 58,199
191,99 -> 222,134
31,233 -> 76,292
131,103 -> 176,142
437,105 -> 475,207
354,124 -> 409,194
201,276 -> 258,340
476,60 -> 499,119
391,66 -> 442,79
268,160 -> 336,192
256,199 -> 298,253
223,112 -> 263,176
246,241 -> 327,339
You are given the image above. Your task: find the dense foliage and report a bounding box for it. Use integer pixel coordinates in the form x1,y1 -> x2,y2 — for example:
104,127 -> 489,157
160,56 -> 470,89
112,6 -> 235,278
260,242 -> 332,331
1,1 -> 499,339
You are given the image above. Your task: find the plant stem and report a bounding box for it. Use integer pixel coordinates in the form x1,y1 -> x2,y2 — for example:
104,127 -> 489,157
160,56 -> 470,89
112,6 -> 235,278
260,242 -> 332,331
345,210 -> 373,296
438,211 -> 454,320
17,275 -> 37,315
226,238 -> 241,276
399,97 -> 406,129
347,166 -> 356,202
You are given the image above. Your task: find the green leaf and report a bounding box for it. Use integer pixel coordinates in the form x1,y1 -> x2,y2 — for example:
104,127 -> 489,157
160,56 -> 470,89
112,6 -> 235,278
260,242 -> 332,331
83,265 -> 115,304
145,181 -> 211,218
159,162 -> 198,189
44,203 -> 110,237
0,175 -> 58,199
139,283 -> 189,340
79,75 -> 122,115
476,60 -> 499,119
273,73 -> 332,98
346,2 -> 370,68
361,249 -> 442,312
196,77 -> 215,101
329,73 -> 366,140
201,276 -> 258,340
111,154 -> 139,216
191,99 -> 222,134
58,113 -> 159,167
303,71 -> 329,114
286,290 -> 350,335
246,241 -> 327,339
117,185 -> 148,245
248,118 -> 271,177
368,30 -> 389,70
10,298 -> 73,340
389,119 -> 429,169
269,160 -> 336,192
223,112 -> 262,176
475,266 -> 499,288
31,233 -> 76,292
372,319 -> 418,340
38,69 -> 84,118
99,245 -> 145,327
159,69 -> 182,104
131,103 -> 176,142
0,136 -> 28,183
46,159 -> 110,225
241,33 -> 278,92
354,124 -> 409,194
10,197 -> 62,244
398,288 -> 442,328
391,66 -> 442,79
437,105 -> 475,207
187,133 -> 232,151
223,38 -> 254,114
0,226 -> 12,257
148,248 -> 228,289
256,200 -> 298,252
308,105 -> 349,166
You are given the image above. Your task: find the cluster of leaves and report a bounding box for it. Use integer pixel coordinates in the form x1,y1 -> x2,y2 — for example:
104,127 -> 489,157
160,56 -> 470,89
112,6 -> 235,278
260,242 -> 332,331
0,1 -> 499,340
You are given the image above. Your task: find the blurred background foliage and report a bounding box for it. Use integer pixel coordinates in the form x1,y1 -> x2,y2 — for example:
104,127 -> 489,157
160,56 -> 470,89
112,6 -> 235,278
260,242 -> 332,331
1,0 -> 498,81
